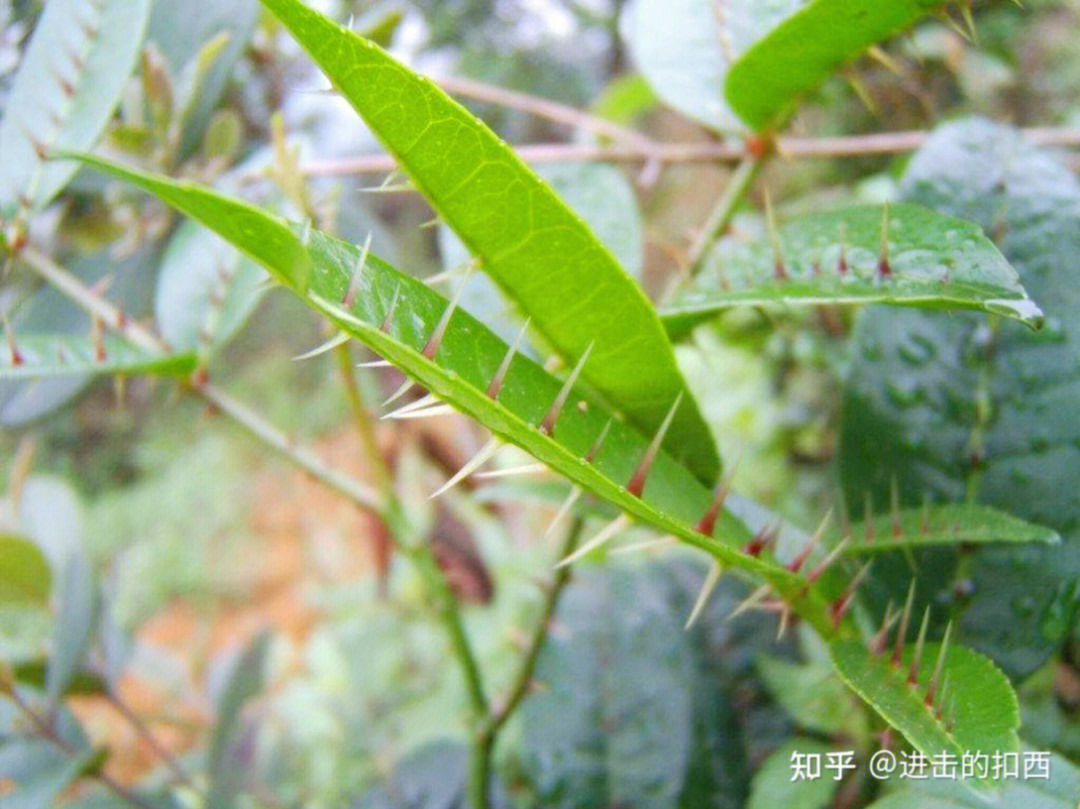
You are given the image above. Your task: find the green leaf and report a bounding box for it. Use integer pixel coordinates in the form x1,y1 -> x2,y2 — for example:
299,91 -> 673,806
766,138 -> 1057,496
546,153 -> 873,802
661,204 -> 1043,339
70,151 -> 808,598
46,551 -> 100,707
746,738 -> 839,809
725,0 -> 947,131
0,333 -> 197,379
866,751 -> 1080,809
0,0 -> 152,213
208,630 -> 271,807
0,534 -> 51,606
255,0 -> 720,484
757,655 -> 868,739
829,638 -> 1019,760
518,565 -> 723,808
154,221 -> 267,356
0,742 -> 101,809
841,504 -> 1060,557
626,0 -> 802,133
839,119 -> 1080,679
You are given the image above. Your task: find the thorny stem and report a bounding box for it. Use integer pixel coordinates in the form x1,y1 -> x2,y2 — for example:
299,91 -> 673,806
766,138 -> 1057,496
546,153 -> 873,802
6,686 -> 158,809
297,125 -> 1080,177
17,244 -> 495,809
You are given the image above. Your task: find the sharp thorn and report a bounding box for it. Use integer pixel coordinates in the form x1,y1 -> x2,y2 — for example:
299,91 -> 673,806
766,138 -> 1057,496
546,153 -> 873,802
728,583 -> 771,620
555,514 -> 631,568
892,580 -> 917,667
878,204 -> 892,279
379,284 -> 401,333
473,463 -> 548,480
384,403 -> 456,421
539,486 -> 582,543
486,317 -> 530,399
777,605 -> 792,641
540,342 -> 594,436
871,603 -> 899,655
382,393 -> 438,417
584,418 -> 613,464
789,508 -> 833,573
610,536 -> 677,556
742,521 -> 778,557
381,379 -> 416,408
695,451 -> 742,536
626,393 -> 682,497
925,620 -> 952,707
830,562 -> 872,627
685,561 -> 723,629
764,189 -> 787,280
806,536 -> 851,583
293,331 -> 350,361
429,437 -> 501,498
357,359 -> 392,368
342,231 -> 373,308
423,264 -> 473,359
907,606 -> 931,685
3,319 -> 23,366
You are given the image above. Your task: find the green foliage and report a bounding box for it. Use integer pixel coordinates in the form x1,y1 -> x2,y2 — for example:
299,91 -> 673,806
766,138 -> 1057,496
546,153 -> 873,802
0,0 -> 151,213
746,739 -> 839,809
0,333 -> 197,379
725,1 -> 947,131
829,638 -> 1020,760
0,534 -> 51,606
256,0 -> 721,484
840,119 -> 1080,679
662,204 -> 1042,339
625,0 -> 801,133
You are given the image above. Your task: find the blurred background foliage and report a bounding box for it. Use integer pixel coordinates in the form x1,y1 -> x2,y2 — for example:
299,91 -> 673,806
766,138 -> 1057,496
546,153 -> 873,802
4,0 -> 1080,807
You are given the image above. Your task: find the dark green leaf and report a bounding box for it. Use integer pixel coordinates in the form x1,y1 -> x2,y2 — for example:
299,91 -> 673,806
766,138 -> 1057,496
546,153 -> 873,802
255,0 -> 720,483
839,119 -> 1080,679
0,534 -> 51,606
0,0 -> 152,212
725,0 -> 947,131
662,204 -> 1042,339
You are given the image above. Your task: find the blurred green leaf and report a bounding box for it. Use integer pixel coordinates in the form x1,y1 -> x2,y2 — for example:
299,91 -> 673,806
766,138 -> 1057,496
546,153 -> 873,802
0,333 -> 198,379
208,630 -> 272,808
757,655 -> 868,739
626,0 -> 801,133
662,204 -> 1042,339
0,0 -> 151,213
46,551 -> 100,707
0,741 -> 100,809
746,738 -> 839,809
0,534 -> 51,607
154,220 -> 267,356
725,1 -> 947,131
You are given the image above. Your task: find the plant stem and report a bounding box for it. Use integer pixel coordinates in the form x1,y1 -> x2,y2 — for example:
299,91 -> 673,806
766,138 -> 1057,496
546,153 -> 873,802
685,154 -> 764,276
298,125 -> 1080,177
6,687 -> 158,809
467,517 -> 586,809
103,690 -> 194,789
